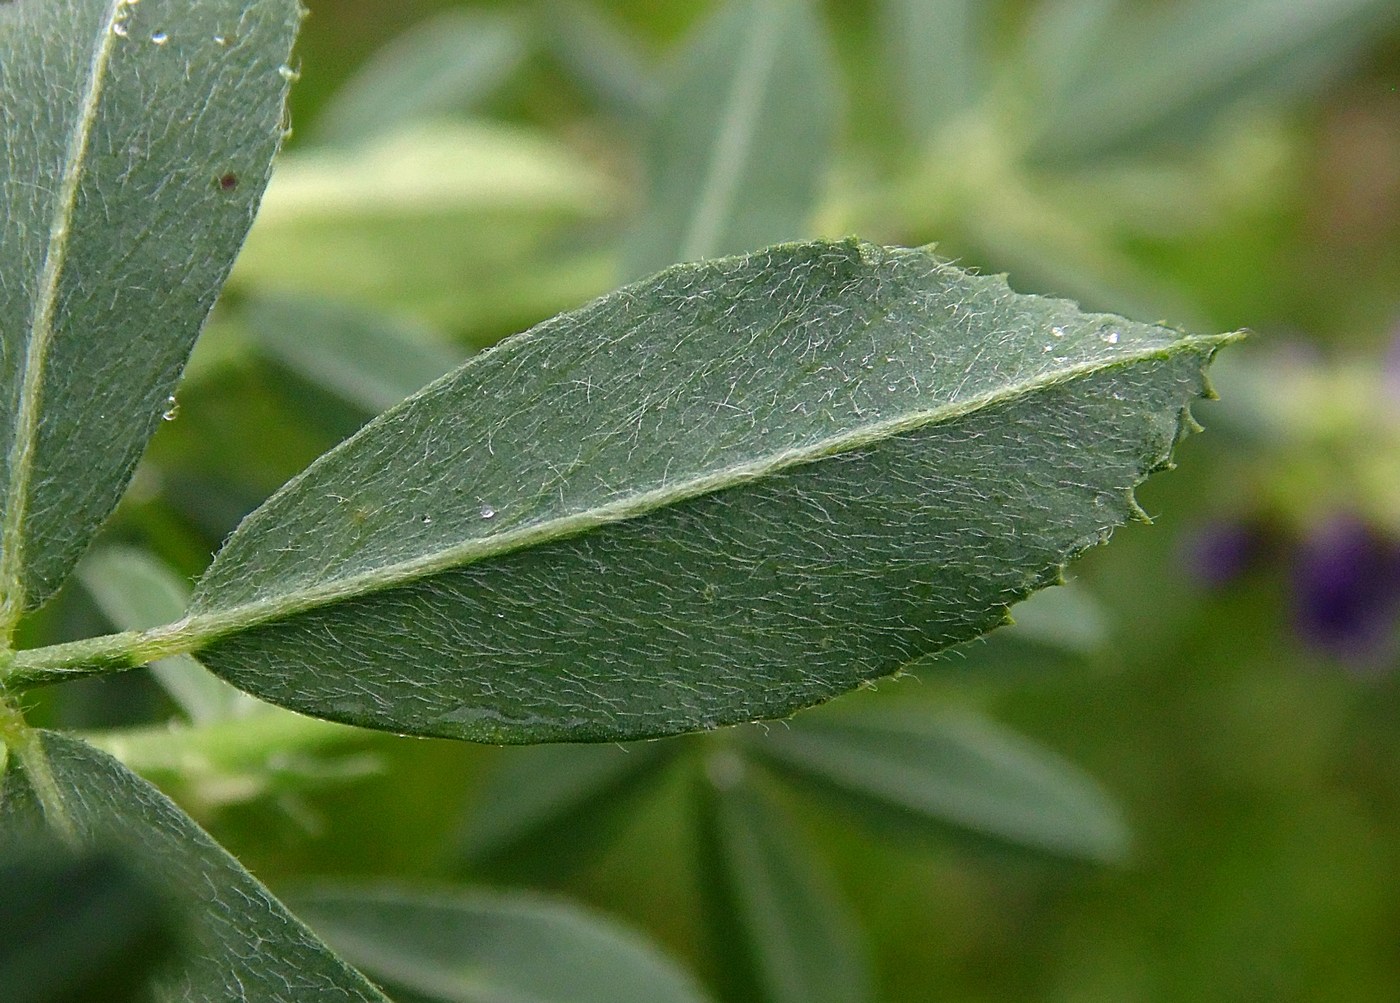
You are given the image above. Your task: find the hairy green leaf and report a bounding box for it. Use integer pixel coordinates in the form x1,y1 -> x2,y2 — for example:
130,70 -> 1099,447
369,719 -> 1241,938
744,708 -> 1130,861
173,240 -> 1233,743
0,732 -> 387,1002
312,10 -> 526,147
623,0 -> 836,276
80,547 -> 254,724
288,884 -> 712,1003
697,766 -> 870,1003
0,0 -> 300,618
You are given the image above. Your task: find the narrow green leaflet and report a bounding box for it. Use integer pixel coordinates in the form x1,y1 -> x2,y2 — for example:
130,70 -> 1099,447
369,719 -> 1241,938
460,741 -> 675,877
744,708 -> 1129,861
80,547 -> 254,724
0,732 -> 388,1002
311,10 -> 527,147
697,768 -> 871,1003
288,885 -> 712,1003
878,0 -> 986,143
243,295 -> 463,414
150,240 -> 1234,744
0,0 -> 300,618
1029,0 -> 1400,162
623,0 -> 837,276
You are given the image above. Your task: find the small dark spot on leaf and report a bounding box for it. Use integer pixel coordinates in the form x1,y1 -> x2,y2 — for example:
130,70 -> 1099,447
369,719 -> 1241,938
217,172 -> 239,192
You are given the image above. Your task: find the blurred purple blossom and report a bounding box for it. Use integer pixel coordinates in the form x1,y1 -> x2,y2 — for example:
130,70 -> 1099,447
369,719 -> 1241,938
1184,513 -> 1400,668
1183,519 -> 1272,588
1291,515 -> 1400,665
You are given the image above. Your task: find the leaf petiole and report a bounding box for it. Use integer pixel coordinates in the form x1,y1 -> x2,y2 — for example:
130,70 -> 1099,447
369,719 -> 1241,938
0,623 -> 200,692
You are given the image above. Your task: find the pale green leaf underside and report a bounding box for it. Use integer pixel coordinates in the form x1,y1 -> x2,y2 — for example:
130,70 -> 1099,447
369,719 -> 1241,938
289,885 -> 712,1003
0,0 -> 300,615
0,732 -> 387,1002
184,240 -> 1233,743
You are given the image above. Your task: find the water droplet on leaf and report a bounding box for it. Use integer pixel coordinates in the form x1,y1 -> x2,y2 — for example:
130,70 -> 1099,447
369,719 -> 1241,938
161,396 -> 179,421
479,506 -> 496,520
150,31 -> 167,44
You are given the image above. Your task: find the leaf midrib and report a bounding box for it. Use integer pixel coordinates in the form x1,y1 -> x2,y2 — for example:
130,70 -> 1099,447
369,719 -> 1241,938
173,334 -> 1230,651
0,0 -> 124,636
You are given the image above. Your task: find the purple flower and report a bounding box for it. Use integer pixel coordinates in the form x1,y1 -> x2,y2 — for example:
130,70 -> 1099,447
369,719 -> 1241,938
1182,519 -> 1272,588
1291,515 -> 1400,665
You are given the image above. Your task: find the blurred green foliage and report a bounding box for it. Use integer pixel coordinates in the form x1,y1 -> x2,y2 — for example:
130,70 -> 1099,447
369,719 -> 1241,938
22,0 -> 1400,999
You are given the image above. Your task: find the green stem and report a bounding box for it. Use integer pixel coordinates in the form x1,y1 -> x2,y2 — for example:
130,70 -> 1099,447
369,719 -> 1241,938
1,622 -> 199,691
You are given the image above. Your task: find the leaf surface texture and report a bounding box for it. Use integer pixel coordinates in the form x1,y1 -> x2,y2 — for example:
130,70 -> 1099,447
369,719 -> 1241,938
0,0 -> 300,613
187,240 -> 1234,742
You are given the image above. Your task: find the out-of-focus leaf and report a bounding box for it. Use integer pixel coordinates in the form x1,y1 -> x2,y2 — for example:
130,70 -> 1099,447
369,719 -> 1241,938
1,848 -> 178,1003
623,0 -> 837,276
161,241 -> 1234,744
0,732 -> 388,1002
745,708 -> 1130,861
288,884 -> 712,1003
460,740 -> 676,878
1000,582 -> 1110,655
0,0 -> 299,616
229,121 -> 616,337
243,296 -> 463,414
1020,0 -> 1125,108
312,11 -> 526,147
878,0 -> 986,143
917,581 -> 1111,679
697,764 -> 871,1003
78,548 -> 254,724
1029,0 -> 1400,162
81,707 -> 373,814
539,0 -> 660,120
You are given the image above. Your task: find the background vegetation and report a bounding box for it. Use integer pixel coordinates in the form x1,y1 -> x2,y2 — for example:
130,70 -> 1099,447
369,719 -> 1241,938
21,1 -> 1400,999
